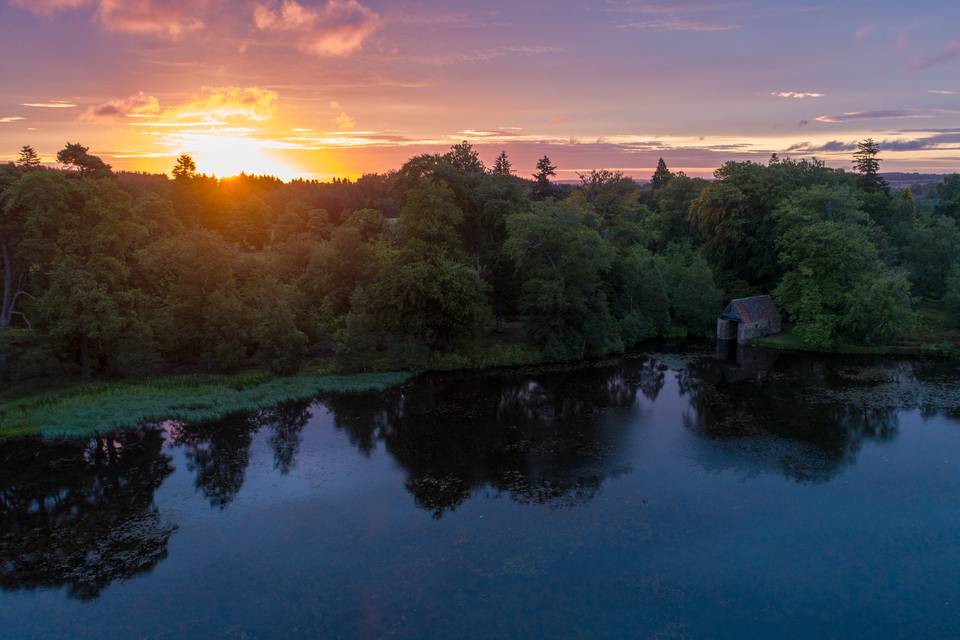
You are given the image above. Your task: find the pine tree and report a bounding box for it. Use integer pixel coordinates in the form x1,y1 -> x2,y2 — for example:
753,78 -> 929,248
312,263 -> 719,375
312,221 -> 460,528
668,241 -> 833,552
853,139 -> 887,192
16,145 -> 41,170
532,155 -> 557,200
492,151 -> 512,176
172,154 -> 197,180
650,157 -> 673,190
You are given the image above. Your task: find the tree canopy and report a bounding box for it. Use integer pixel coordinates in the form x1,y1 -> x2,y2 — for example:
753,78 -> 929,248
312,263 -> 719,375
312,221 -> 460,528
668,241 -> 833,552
0,139 -> 947,382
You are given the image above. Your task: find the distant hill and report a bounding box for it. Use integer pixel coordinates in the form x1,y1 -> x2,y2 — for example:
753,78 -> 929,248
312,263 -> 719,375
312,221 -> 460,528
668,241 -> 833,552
563,172 -> 952,189
881,173 -> 949,189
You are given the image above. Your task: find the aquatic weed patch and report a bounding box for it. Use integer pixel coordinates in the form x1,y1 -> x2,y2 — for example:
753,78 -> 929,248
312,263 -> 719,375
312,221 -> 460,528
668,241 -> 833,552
0,370 -> 411,439
813,361 -> 960,412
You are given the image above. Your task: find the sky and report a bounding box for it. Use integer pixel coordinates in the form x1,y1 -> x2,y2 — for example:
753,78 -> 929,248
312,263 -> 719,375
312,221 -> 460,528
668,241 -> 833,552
1,0 -> 959,180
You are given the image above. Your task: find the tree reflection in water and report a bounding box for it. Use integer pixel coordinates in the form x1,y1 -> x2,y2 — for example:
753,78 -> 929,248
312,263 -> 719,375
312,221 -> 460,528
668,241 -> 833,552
171,414 -> 258,510
681,347 -> 900,482
327,365 -> 649,518
262,401 -> 312,474
170,400 -> 314,508
0,430 -> 175,600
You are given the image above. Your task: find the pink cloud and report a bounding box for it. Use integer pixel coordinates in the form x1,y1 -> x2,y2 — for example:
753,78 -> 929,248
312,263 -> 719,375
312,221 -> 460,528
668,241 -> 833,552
8,0 -> 92,15
855,24 -> 874,42
772,91 -> 824,99
9,0 -> 207,38
97,0 -> 207,39
815,110 -> 930,123
82,92 -> 161,121
254,0 -> 381,56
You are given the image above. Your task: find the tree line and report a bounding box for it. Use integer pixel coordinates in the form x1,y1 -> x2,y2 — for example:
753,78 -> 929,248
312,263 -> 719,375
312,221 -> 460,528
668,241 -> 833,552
2,139 -> 959,381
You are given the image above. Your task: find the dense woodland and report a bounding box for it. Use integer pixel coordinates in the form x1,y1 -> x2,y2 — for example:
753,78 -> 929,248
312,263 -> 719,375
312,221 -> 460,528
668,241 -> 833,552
2,140 -> 960,382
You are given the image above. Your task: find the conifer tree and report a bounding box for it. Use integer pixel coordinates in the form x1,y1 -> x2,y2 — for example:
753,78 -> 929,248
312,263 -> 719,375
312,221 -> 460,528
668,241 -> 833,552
15,145 -> 41,171
493,151 -> 512,176
532,155 -> 557,200
651,157 -> 673,189
853,139 -> 887,192
172,154 -> 197,180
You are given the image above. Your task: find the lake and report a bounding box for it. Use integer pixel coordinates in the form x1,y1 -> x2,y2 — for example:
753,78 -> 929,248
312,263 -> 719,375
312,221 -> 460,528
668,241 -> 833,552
2,346 -> 959,639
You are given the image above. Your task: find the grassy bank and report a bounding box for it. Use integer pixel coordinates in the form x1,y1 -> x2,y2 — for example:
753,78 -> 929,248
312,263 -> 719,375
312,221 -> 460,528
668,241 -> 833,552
0,367 -> 411,440
0,340 -> 550,440
751,301 -> 960,358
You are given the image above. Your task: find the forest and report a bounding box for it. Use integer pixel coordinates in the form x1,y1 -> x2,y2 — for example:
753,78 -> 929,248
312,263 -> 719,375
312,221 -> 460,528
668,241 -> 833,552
2,140 -> 960,382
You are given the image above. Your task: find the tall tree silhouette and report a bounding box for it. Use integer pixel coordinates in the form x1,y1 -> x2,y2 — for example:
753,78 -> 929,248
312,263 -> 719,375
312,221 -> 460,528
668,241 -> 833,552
15,145 -> 41,171
492,151 -> 513,176
532,155 -> 557,200
172,153 -> 197,180
650,157 -> 673,189
55,142 -> 112,178
853,138 -> 887,193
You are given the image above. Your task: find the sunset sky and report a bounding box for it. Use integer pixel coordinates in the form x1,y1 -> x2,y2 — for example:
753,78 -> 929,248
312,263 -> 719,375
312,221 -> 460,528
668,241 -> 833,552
1,0 -> 959,180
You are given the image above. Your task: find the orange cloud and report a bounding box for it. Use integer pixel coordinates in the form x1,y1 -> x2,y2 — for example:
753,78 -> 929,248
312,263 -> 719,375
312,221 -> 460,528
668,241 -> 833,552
176,87 -> 278,122
254,0 -> 380,56
330,101 -> 356,129
83,87 -> 278,127
21,100 -> 78,108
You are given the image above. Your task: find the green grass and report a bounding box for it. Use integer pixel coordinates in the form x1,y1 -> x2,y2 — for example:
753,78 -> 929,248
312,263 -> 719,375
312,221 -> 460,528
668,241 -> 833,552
751,300 -> 960,358
750,331 -> 891,355
0,368 -> 411,440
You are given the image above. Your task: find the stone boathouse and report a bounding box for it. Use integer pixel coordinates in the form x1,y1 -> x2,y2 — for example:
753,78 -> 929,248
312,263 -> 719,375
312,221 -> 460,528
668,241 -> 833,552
716,295 -> 783,344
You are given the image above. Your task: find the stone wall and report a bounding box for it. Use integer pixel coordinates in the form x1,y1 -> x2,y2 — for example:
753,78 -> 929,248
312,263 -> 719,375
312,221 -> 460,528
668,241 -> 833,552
717,319 -> 738,341
737,320 -> 780,343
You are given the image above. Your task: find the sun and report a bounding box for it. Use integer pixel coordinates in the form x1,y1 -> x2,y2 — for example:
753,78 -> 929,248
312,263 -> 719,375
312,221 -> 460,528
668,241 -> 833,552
167,132 -> 308,181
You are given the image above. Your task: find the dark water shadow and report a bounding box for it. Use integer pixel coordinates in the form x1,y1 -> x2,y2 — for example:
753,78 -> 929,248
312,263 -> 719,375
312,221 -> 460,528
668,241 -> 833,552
0,430 -> 175,600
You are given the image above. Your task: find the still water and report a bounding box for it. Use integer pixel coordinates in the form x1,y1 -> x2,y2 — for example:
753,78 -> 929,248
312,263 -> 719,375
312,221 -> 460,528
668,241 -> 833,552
2,347 -> 960,639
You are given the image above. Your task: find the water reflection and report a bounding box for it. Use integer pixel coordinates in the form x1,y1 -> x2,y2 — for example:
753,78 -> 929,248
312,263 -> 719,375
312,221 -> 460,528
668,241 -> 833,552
2,349 -> 959,602
335,368 -> 644,517
682,349 -> 901,482
171,415 -> 258,510
169,401 -> 314,508
262,401 -> 312,474
0,430 -> 175,600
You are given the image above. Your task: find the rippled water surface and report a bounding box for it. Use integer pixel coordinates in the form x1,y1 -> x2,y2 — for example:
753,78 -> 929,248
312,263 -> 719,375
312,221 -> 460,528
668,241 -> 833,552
2,347 -> 960,639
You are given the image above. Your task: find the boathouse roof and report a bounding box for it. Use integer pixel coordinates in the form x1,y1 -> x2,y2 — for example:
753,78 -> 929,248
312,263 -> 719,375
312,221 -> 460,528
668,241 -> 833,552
719,295 -> 781,324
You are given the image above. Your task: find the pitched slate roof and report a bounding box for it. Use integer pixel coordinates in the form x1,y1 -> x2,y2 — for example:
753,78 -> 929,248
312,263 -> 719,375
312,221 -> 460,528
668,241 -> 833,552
720,295 -> 781,324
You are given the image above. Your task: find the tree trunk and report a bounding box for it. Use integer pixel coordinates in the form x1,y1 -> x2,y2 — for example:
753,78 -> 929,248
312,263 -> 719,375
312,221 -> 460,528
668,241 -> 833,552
0,240 -> 12,329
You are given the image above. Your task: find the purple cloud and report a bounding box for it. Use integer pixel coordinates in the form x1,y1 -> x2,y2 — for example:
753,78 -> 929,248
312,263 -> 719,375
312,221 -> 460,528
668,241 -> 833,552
910,40 -> 960,71
815,110 -> 930,123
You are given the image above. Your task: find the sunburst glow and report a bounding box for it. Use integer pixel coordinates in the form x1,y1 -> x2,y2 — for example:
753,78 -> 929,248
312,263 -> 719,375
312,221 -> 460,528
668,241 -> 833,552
164,133 -> 307,181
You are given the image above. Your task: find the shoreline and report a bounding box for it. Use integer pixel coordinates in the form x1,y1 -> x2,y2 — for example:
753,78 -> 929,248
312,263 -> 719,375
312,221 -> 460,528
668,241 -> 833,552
2,331 -> 957,440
